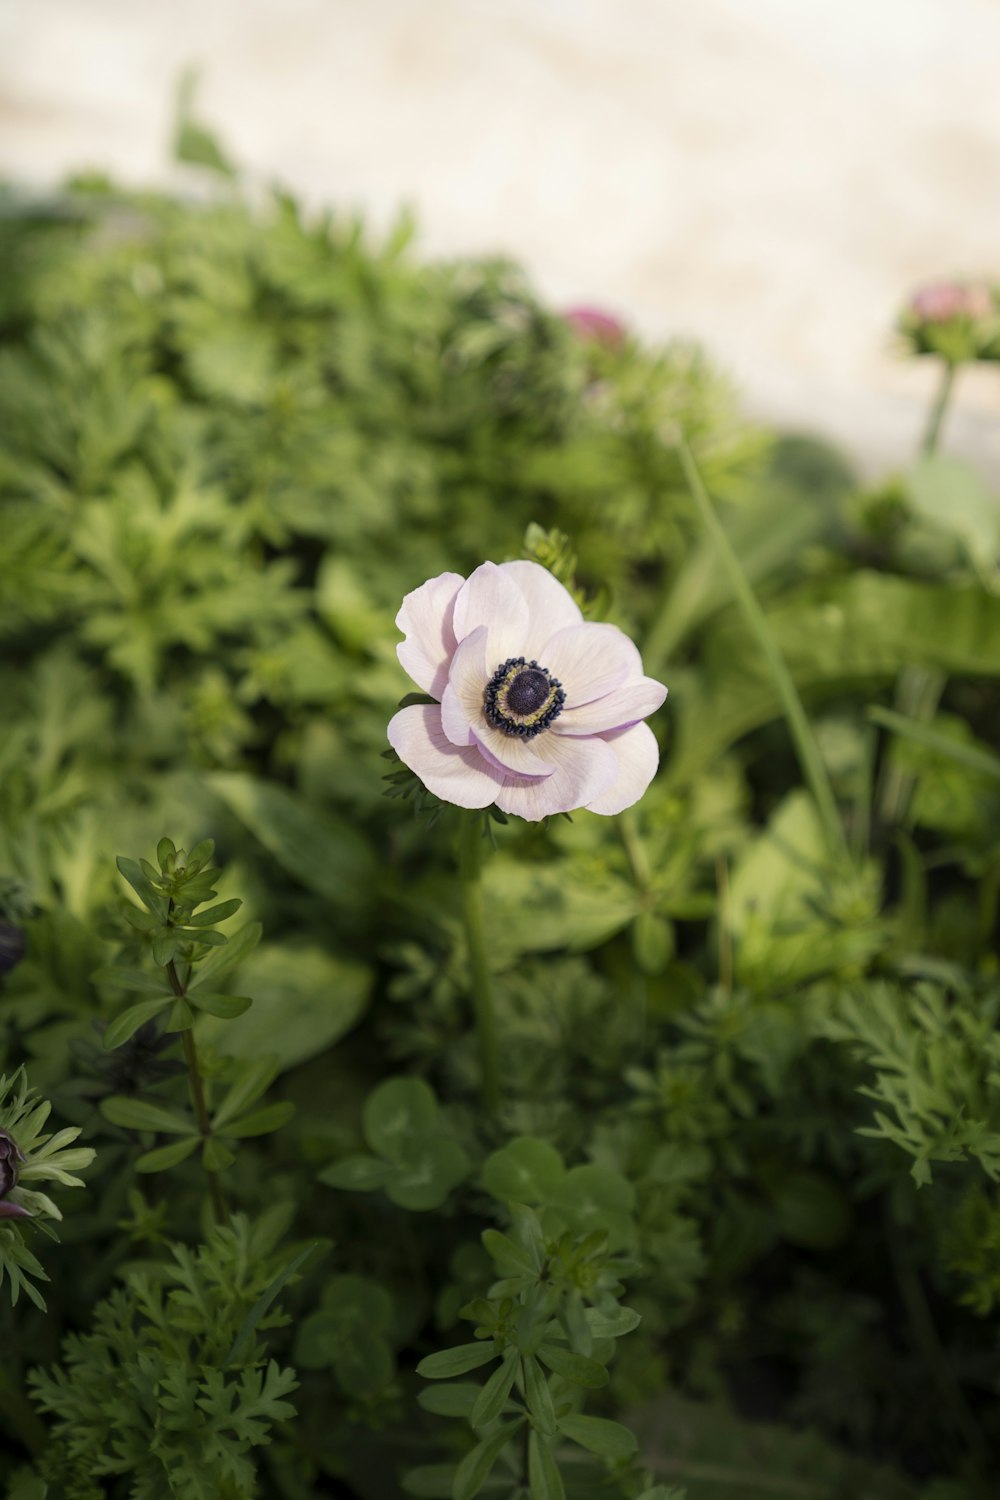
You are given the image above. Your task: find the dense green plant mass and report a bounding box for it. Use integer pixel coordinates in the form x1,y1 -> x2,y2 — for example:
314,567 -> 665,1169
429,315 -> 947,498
1,165 -> 1000,1500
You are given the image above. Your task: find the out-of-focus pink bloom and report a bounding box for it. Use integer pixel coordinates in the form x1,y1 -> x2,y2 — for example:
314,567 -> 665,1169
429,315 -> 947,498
388,562 -> 666,821
0,1130 -> 29,1220
562,305 -> 627,347
910,281 -> 992,324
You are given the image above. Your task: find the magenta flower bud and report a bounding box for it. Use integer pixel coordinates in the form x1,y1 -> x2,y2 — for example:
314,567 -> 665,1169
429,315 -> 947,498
562,305 -> 627,348
0,921 -> 26,977
0,1130 -> 29,1219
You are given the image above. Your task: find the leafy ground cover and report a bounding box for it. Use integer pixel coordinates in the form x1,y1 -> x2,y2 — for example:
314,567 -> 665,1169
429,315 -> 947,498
1,164 -> 999,1499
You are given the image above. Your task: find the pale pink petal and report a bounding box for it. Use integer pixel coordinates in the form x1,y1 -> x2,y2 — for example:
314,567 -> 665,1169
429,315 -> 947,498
585,722 -> 660,815
539,622 -> 641,708
495,733 -> 618,821
498,560 -> 582,648
452,562 -> 530,663
556,678 -> 667,736
387,704 -> 502,808
396,571 -> 464,698
440,626 -> 488,746
472,723 -> 553,778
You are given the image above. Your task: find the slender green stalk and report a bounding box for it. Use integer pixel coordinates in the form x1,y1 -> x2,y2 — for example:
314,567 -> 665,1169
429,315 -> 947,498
166,959 -> 227,1225
458,817 -> 501,1118
921,360 -> 957,455
676,436 -> 850,867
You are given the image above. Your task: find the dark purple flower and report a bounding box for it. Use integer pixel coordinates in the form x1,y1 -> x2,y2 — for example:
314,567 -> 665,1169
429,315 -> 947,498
0,1130 -> 29,1219
0,922 -> 25,978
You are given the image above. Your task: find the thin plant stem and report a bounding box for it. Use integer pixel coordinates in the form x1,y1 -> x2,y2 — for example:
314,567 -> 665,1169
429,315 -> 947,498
921,360 -> 957,455
458,817 -> 501,1118
715,857 -> 733,994
676,436 -> 850,868
167,959 -> 227,1226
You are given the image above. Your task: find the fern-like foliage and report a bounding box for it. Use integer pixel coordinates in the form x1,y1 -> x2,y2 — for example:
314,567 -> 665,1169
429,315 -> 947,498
28,1215 -> 298,1500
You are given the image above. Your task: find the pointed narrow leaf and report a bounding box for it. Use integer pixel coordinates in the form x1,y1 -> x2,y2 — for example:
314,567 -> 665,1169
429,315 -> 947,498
558,1414 -> 637,1461
416,1343 -> 498,1379
188,920 -> 262,992
188,898 -> 244,927
528,1432 -> 565,1500
188,991 -> 252,1019
103,996 -> 173,1051
221,1102 -> 294,1138
453,1421 -> 523,1500
470,1349 -> 519,1429
536,1344 -> 608,1389
213,1059 -> 279,1129
135,1137 -> 200,1173
92,967 -> 173,996
101,1097 -> 196,1134
522,1356 -> 557,1436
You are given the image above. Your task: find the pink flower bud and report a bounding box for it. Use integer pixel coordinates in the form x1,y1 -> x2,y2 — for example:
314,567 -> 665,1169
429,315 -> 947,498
562,305 -> 627,348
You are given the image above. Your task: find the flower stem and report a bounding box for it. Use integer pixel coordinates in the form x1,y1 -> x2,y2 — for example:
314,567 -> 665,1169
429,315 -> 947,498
458,816 -> 501,1118
676,435 -> 850,868
921,360 -> 957,455
166,959 -> 227,1226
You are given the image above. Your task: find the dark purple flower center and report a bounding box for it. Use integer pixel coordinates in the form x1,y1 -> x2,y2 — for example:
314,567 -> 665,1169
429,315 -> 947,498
484,658 -> 565,739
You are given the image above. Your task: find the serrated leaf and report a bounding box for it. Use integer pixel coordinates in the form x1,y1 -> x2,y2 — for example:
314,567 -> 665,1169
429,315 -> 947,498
103,995 -> 173,1050
416,1343 -> 498,1379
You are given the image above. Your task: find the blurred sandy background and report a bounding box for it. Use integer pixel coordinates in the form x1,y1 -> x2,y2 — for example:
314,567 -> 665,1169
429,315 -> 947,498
2,0 -> 999,473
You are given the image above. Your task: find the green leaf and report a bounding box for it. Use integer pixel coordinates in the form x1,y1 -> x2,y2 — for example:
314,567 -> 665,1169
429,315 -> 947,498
227,1242 -> 324,1366
482,1228 -> 539,1277
388,1137 -> 469,1212
319,1154 -> 394,1192
103,995 -> 173,1050
196,943 -> 370,1071
188,991 -> 253,1019
364,1077 -> 439,1160
207,774 -> 375,909
188,920 -> 262,992
402,1466 -> 458,1499
470,1349 -> 519,1429
453,1421 -> 523,1500
101,1097 -> 196,1135
202,1136 -> 235,1170
115,856 -> 164,915
91,967 -> 173,996
522,1356 -> 557,1437
584,1305 -> 641,1339
481,1137 -> 565,1205
558,1414 -> 637,1461
417,1383 -> 482,1418
213,1059 -> 278,1130
187,898 -> 244,927
135,1137 -> 200,1173
221,1102 -> 294,1138
536,1343 -> 609,1389
528,1431 -> 565,1500
416,1343 -> 498,1379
